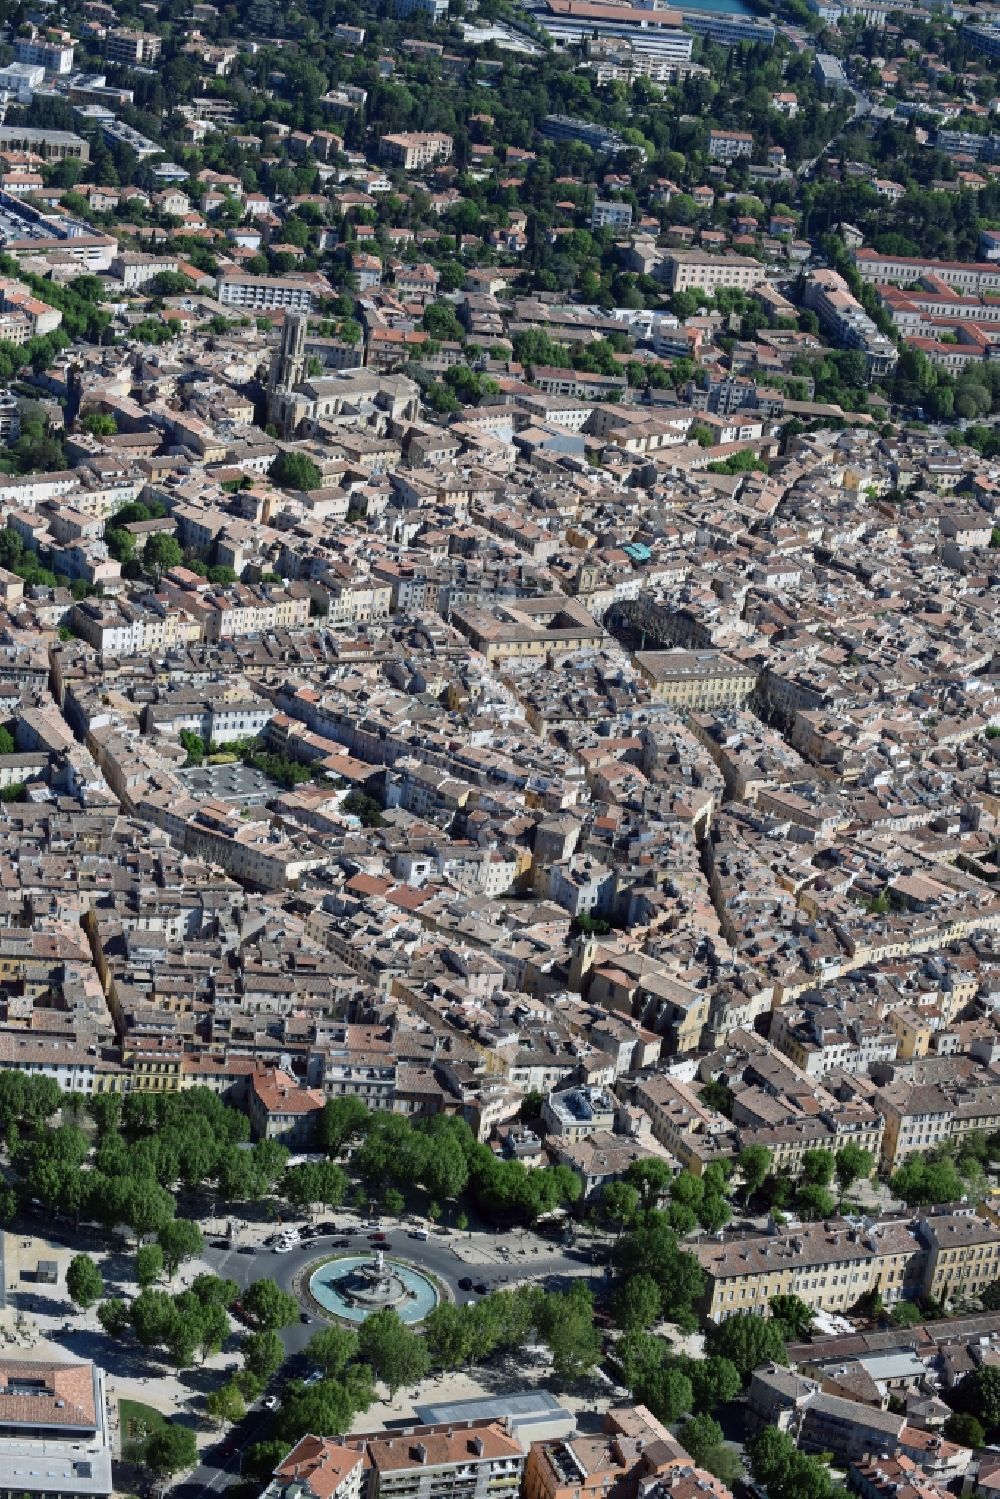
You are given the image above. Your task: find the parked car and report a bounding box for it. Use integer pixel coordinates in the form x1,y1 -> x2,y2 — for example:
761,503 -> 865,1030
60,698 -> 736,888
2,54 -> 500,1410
474,1282 -> 489,1295
237,1246 -> 255,1255
458,1277 -> 474,1291
263,1395 -> 280,1410
300,1312 -> 312,1324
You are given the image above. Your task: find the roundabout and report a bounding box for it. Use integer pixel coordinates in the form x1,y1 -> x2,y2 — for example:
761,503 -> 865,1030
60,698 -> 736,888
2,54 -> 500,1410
305,1250 -> 441,1325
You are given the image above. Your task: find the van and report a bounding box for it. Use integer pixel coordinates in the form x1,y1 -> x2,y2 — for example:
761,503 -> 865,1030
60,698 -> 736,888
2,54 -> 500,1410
411,1228 -> 430,1241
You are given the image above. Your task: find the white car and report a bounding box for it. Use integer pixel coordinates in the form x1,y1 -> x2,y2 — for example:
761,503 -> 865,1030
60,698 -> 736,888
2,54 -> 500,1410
262,1395 -> 280,1410
272,1241 -> 295,1253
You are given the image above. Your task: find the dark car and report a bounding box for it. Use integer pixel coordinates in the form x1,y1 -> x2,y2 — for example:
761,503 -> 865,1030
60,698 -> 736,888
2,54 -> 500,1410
344,1226 -> 357,1236
474,1282 -> 489,1295
333,1238 -> 351,1248
300,1312 -> 312,1324
458,1276 -> 474,1291
237,1246 -> 256,1255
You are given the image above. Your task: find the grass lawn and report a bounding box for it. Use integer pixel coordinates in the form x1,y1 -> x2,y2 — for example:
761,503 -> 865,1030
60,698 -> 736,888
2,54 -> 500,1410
119,1399 -> 170,1464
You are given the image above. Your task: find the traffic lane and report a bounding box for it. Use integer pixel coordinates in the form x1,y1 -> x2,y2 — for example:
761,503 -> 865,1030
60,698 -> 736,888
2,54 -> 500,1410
202,1232 -> 600,1336
173,1408 -> 272,1497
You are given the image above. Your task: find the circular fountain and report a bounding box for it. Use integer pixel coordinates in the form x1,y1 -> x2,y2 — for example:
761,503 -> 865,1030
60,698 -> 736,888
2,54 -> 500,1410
307,1250 -> 440,1325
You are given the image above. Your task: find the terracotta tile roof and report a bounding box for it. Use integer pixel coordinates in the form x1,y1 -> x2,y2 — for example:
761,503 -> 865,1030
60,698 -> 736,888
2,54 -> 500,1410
0,1359 -> 97,1428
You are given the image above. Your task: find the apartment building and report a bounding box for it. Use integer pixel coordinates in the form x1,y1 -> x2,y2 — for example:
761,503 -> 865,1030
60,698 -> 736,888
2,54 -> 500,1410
875,1078 -> 1000,1166
14,34 -> 75,73
708,129 -> 753,161
662,250 -> 766,294
68,598 -> 199,656
699,1208 -> 1000,1323
633,1073 -> 736,1174
358,1422 -> 525,1499
803,268 -> 897,377
393,0 -> 449,21
0,61 -> 43,100
105,27 -> 161,63
683,12 -> 775,43
591,199 -> 633,230
813,51 -> 850,89
378,132 -> 453,169
542,1085 -> 617,1141
540,114 -> 626,154
535,0 -> 694,62
635,649 -> 757,711
853,248 -> 1000,294
697,1216 -> 926,1322
216,272 -> 331,311
111,251 -> 179,290
920,1209 -> 1000,1303
248,1066 -> 326,1144
0,126 -> 88,161
265,1436 -> 365,1499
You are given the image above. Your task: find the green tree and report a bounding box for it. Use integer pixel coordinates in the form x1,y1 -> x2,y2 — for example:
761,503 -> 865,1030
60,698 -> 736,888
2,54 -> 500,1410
98,1297 -> 130,1337
271,450 -> 323,490
535,1285 -> 602,1382
687,1355 -> 742,1414
796,1183 -> 837,1220
308,1325 -> 358,1378
276,1379 -> 360,1443
769,1295 -> 814,1340
613,1210 -> 705,1326
602,1182 -> 640,1234
136,1244 -> 163,1288
384,1187 -> 406,1217
358,1307 -> 430,1397
145,1423 -> 198,1477
424,1303 -> 472,1369
423,301 -> 464,341
143,532 -> 183,577
80,411 -> 117,436
679,1412 -> 725,1467
283,1161 -> 348,1215
66,1253 -> 103,1309
645,1364 -> 693,1423
205,1379 -> 246,1429
243,1278 -> 299,1331
613,1273 -> 662,1330
749,1425 -> 835,1499
626,1158 -> 675,1209
891,1156 -> 965,1207
952,1365 -> 1000,1432
157,1218 -> 204,1276
178,730 -> 205,765
800,1149 -> 835,1187
835,1143 -> 874,1193
706,1312 -> 787,1381
242,1328 -> 285,1380
316,1096 -> 369,1155
943,1412 -> 984,1447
